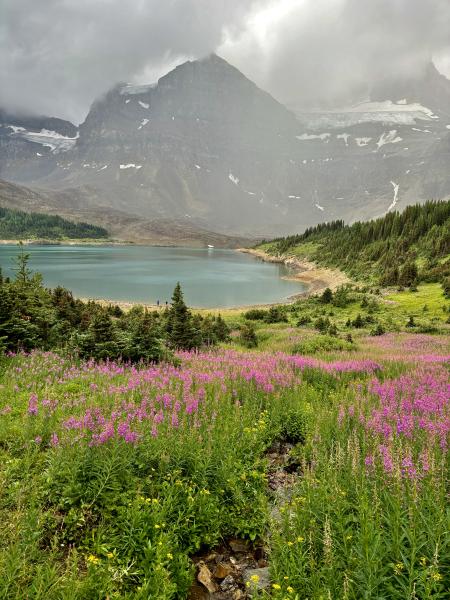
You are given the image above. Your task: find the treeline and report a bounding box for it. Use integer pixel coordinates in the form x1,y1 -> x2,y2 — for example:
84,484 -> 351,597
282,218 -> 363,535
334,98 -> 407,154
0,250 -> 229,361
264,200 -> 450,286
0,207 -> 108,239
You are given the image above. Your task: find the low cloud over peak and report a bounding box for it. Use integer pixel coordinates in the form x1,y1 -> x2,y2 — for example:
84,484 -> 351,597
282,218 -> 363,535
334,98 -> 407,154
1,0 -> 449,123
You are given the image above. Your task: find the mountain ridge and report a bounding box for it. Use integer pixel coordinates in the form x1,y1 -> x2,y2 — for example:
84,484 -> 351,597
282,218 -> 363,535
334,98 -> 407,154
1,55 -> 449,240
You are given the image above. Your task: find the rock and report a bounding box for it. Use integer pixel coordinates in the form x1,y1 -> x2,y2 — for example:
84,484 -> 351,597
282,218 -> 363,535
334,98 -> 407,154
214,562 -> 234,579
243,567 -> 270,591
220,575 -> 238,592
257,559 -> 268,568
233,590 -> 244,599
197,562 -> 217,593
188,581 -> 210,600
229,539 -> 249,553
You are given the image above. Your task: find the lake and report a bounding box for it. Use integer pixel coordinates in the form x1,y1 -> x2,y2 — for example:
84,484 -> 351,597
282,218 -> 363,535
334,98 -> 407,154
0,245 -> 306,307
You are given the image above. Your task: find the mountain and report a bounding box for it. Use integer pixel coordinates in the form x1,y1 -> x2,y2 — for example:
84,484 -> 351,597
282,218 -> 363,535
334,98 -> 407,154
0,178 -> 252,247
0,54 -> 449,239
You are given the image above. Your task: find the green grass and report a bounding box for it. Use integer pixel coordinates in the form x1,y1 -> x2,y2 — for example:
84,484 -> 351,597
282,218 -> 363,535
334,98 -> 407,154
386,283 -> 448,318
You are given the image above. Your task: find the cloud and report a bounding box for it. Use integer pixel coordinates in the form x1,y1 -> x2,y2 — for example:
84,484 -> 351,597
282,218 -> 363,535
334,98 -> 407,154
1,0 -> 450,122
220,0 -> 450,109
0,0 -> 266,123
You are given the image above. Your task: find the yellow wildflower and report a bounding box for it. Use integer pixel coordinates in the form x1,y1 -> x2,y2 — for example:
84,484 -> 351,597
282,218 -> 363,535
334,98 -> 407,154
272,583 -> 281,590
166,553 -> 173,560
393,563 -> 404,575
250,574 -> 260,583
287,586 -> 294,593
431,572 -> 442,581
87,554 -> 100,564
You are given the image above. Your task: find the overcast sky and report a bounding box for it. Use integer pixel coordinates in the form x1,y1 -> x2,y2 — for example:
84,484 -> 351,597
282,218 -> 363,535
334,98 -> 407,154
1,0 -> 450,123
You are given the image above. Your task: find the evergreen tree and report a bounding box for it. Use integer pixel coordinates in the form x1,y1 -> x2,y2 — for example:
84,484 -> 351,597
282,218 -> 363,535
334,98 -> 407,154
320,288 -> 333,304
213,314 -> 230,342
83,310 -> 119,359
166,283 -> 196,350
127,311 -> 165,363
398,261 -> 418,287
239,322 -> 258,348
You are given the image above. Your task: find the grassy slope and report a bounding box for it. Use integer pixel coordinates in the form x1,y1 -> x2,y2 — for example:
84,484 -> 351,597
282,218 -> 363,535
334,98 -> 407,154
0,320 -> 448,598
256,201 -> 450,285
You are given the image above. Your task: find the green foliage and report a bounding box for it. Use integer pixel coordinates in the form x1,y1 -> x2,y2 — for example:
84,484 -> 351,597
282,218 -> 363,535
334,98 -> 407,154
262,200 -> 450,285
0,206 -> 108,239
243,308 -> 267,320
320,287 -> 333,304
442,276 -> 450,298
292,334 -> 354,355
239,322 -> 258,348
0,255 -> 229,359
166,283 -> 196,350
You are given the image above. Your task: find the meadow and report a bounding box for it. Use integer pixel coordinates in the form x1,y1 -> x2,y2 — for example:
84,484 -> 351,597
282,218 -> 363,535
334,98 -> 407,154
0,324 -> 449,599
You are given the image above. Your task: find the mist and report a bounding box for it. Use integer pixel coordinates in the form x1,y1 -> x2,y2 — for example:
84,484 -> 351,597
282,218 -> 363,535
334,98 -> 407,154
1,0 -> 450,123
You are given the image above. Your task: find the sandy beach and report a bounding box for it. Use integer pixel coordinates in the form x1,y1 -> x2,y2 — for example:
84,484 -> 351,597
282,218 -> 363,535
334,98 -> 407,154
239,248 -> 350,294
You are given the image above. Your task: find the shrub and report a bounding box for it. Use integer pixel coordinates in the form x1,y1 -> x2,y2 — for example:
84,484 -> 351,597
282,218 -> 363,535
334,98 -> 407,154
239,322 -> 258,348
292,335 -> 354,355
243,308 -> 267,321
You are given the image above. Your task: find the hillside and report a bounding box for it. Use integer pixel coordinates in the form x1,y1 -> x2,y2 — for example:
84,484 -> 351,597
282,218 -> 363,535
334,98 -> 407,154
0,207 -> 109,240
0,179 -> 253,247
257,200 -> 450,286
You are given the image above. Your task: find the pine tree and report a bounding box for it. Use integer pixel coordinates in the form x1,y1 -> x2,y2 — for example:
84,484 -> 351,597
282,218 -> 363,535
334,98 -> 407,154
320,288 -> 333,304
83,310 -> 119,359
166,283 -> 196,350
239,322 -> 258,348
129,311 -> 164,363
213,314 -> 230,342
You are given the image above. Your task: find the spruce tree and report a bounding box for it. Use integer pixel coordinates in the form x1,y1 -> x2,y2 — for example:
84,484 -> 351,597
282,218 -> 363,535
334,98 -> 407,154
84,310 -> 118,359
166,283 -> 195,350
129,311 -> 164,363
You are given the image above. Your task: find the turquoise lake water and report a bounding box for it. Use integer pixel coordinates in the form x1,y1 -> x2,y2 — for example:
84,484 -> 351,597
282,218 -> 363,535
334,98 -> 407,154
0,245 -> 305,307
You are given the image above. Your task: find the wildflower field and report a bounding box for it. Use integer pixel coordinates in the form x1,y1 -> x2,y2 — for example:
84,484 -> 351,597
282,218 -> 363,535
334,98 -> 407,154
0,333 -> 449,598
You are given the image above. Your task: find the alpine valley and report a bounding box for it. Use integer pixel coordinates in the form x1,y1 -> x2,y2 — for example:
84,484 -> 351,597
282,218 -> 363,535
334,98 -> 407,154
1,54 -> 450,243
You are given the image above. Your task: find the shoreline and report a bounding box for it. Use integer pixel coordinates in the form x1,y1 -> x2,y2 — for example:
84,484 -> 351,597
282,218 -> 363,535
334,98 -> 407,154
76,251 -> 349,313
0,238 -> 130,246
238,248 -> 350,296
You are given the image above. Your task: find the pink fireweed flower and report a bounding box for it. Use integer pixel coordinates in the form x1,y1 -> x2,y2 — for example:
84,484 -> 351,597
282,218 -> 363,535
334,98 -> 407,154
27,393 -> 38,416
364,455 -> 374,468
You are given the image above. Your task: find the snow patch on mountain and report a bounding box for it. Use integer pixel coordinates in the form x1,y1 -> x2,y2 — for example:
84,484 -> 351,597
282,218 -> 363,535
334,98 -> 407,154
336,133 -> 350,146
138,101 -> 150,109
120,163 -> 142,170
388,181 -> 399,211
228,173 -> 239,185
6,126 -> 79,153
296,132 -> 330,141
138,119 -> 149,130
120,83 -> 157,95
355,137 -> 372,147
376,130 -> 402,149
303,100 -> 439,129
315,203 -> 324,211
